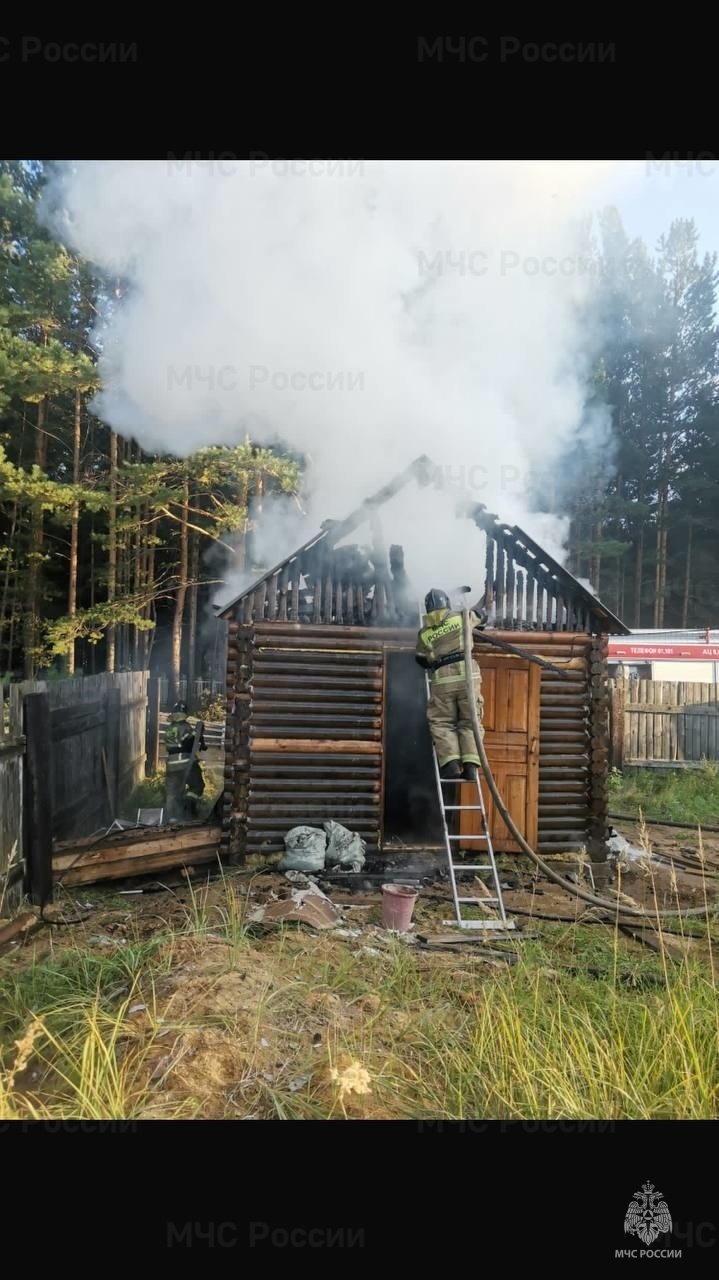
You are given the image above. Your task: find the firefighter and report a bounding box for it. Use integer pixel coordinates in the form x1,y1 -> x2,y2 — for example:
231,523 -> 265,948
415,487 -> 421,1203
415,589 -> 487,781
165,702 -> 207,816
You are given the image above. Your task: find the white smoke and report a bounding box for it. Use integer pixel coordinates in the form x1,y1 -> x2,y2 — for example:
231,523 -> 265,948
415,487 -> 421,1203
42,159 -> 620,600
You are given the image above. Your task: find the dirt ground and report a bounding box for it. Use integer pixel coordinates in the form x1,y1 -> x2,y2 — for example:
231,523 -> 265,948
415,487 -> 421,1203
5,818 -> 716,979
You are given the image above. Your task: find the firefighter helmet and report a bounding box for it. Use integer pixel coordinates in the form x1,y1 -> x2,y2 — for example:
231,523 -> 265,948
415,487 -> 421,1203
424,588 -> 450,613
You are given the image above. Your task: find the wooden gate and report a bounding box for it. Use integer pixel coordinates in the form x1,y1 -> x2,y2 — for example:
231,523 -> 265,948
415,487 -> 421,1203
460,654 -> 540,853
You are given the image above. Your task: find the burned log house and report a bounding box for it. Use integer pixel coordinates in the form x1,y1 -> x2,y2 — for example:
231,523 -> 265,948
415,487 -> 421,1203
219,456 -> 629,865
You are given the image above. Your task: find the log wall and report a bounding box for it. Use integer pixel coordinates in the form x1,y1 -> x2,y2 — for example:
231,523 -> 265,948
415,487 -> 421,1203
224,622 -> 601,860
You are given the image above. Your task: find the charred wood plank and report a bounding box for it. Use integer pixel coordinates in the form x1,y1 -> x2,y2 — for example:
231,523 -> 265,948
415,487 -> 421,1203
290,561 -> 302,621
278,567 -> 289,622
493,530 -> 506,623
266,573 -> 278,622
255,580 -> 267,622
484,535 -> 495,614
322,569 -> 334,624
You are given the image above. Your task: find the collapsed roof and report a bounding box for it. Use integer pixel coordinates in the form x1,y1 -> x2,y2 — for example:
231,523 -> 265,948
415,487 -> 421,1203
218,454 -> 629,635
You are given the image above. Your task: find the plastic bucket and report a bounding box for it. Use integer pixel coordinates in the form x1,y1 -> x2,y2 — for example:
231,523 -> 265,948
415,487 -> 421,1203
381,883 -> 418,931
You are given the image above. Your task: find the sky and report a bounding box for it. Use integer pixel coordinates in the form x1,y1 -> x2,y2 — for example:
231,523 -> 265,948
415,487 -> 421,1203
595,159 -> 719,260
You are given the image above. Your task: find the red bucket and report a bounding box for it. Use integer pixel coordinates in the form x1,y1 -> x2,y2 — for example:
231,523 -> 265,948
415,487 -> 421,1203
381,884 -> 418,931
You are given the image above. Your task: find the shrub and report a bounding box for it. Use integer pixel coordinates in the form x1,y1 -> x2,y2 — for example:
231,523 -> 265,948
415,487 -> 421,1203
196,691 -> 226,722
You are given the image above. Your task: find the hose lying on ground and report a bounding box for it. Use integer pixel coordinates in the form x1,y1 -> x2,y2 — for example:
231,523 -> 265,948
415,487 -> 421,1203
608,812 -> 719,836
460,606 -> 715,922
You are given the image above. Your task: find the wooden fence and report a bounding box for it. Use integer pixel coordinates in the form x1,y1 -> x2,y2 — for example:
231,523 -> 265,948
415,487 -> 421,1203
610,679 -> 719,768
1,672 -> 151,910
0,684 -> 24,913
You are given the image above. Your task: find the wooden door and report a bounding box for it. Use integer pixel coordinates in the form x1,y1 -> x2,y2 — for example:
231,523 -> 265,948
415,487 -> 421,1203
459,654 -> 540,853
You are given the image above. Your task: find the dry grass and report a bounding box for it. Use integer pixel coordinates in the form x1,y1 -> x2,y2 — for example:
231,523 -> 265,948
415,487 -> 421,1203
1,869 -> 718,1121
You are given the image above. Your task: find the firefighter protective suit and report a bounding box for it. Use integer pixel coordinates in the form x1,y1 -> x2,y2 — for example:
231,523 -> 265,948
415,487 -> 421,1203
165,708 -> 207,815
415,605 -> 485,768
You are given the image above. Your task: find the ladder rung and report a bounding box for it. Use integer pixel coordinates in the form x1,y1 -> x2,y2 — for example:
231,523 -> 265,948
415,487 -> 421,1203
443,919 -> 516,931
430,726 -> 515,939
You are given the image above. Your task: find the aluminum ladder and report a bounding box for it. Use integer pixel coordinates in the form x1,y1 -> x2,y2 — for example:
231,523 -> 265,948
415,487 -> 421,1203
426,677 -> 515,932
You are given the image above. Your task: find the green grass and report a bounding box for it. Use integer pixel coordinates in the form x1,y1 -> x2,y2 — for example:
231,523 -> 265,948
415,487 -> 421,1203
0,933 -> 172,1044
609,760 -> 719,825
126,767 -> 221,821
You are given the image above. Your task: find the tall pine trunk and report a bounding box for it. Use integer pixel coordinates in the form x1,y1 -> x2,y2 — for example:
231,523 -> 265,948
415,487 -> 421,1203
186,527 -> 199,708
66,389 -> 82,674
106,430 -> 118,672
0,501 -> 19,668
170,473 -> 189,704
589,519 -> 602,594
23,397 -> 48,678
143,532 -> 156,670
633,473 -> 645,627
139,501 -> 151,669
658,522 -> 668,627
615,473 -> 623,617
118,437 -> 132,668
132,507 -> 142,669
653,486 -> 668,627
246,472 -> 264,570
89,506 -> 96,674
681,518 -> 693,628
236,472 -> 249,572
653,512 -> 662,628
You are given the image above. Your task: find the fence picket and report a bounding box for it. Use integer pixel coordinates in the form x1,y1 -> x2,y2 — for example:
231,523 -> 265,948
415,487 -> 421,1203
613,677 -> 719,766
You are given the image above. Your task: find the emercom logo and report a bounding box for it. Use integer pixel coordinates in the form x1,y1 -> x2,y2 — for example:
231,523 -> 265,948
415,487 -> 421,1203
624,1182 -> 672,1244
615,1182 -> 681,1260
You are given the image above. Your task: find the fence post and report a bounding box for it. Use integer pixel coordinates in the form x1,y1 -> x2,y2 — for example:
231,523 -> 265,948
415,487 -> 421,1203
146,676 -> 161,775
9,684 -> 22,737
610,677 -> 625,771
23,692 -> 54,907
105,687 -> 122,816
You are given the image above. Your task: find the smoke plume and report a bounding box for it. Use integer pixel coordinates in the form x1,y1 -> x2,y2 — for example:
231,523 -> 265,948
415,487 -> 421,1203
43,159 -> 619,599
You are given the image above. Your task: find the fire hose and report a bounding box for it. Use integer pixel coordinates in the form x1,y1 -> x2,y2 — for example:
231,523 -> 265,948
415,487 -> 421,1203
459,605 -> 715,921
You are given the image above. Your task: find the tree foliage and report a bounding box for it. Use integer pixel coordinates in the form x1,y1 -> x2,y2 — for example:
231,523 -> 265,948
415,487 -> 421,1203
556,209 -> 719,626
0,162 -> 301,681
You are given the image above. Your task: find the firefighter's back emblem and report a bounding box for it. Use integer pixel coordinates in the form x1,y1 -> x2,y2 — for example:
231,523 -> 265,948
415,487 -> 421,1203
624,1182 -> 672,1244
